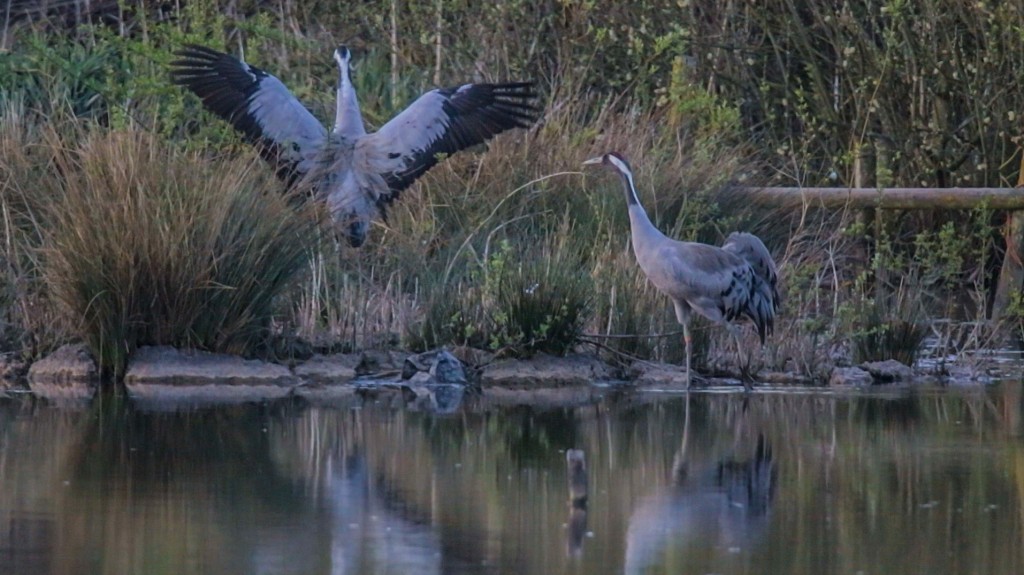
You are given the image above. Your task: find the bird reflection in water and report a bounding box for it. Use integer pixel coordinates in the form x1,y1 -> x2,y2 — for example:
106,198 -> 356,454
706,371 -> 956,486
624,396 -> 776,574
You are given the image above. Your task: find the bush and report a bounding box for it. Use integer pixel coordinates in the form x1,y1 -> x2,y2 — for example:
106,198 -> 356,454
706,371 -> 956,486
847,289 -> 929,367
487,238 -> 592,357
40,127 -> 318,376
408,238 -> 592,357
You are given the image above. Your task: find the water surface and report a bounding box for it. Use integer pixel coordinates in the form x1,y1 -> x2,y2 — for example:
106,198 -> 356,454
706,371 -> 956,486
3,385 -> 1024,575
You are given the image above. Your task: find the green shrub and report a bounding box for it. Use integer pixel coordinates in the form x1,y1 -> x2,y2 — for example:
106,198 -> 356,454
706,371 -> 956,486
486,238 -> 592,357
406,280 -> 489,353
407,237 -> 591,357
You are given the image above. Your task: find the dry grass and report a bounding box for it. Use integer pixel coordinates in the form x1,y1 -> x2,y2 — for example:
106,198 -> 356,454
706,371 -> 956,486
12,120 -> 320,376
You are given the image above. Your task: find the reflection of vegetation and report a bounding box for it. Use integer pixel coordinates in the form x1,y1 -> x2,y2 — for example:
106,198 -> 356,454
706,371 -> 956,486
849,393 -> 921,429
6,387 -> 1024,574
64,398 -> 305,505
47,399 -> 313,575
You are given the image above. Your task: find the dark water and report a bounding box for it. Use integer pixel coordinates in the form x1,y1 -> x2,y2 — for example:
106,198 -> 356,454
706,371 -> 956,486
3,385 -> 1024,575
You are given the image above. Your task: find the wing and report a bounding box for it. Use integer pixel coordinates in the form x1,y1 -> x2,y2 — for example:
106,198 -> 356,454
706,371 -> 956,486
661,241 -> 776,342
358,81 -> 539,202
722,232 -> 781,312
170,44 -> 327,186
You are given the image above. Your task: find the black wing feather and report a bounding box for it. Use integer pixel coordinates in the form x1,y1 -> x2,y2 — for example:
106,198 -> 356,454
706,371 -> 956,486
373,81 -> 539,198
170,44 -> 326,186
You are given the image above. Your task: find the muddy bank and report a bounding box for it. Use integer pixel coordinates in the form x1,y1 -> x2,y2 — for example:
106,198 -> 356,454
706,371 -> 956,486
2,342 -> 1015,410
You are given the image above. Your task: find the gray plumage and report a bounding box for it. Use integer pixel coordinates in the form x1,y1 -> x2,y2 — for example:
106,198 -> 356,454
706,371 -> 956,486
171,44 -> 539,247
583,152 -> 780,389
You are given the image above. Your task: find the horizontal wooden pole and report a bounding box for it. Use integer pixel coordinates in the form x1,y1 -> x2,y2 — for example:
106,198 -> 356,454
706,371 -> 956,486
740,187 -> 1024,210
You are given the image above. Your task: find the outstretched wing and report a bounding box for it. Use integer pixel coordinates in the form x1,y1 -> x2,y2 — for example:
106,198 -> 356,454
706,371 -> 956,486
170,44 -> 327,185
359,81 -> 539,202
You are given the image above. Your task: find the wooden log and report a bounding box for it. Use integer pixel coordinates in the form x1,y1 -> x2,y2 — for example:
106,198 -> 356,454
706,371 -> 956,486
739,184 -> 1024,322
742,187 -> 1024,210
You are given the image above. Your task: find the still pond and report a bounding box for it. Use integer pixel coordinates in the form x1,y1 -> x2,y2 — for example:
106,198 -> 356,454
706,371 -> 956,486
3,384 -> 1024,575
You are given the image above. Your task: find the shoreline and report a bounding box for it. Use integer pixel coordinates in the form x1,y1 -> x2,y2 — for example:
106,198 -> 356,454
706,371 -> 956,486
3,343 -> 1015,411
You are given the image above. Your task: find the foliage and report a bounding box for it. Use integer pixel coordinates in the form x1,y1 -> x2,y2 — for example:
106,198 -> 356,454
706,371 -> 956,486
1,0 -> 1021,382
486,238 -> 592,356
409,238 -> 592,357
37,126 -> 317,376
842,270 -> 929,366
1005,291 -> 1024,346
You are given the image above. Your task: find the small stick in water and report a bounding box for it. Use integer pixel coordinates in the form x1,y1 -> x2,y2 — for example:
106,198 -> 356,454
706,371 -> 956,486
565,448 -> 589,558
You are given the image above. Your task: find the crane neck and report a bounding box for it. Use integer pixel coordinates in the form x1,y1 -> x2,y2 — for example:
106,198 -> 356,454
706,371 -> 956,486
617,168 -> 641,207
333,61 -> 366,136
617,169 -> 666,248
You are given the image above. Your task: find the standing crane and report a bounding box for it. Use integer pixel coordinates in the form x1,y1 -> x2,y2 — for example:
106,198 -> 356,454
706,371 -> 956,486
171,44 -> 539,247
583,152 -> 780,389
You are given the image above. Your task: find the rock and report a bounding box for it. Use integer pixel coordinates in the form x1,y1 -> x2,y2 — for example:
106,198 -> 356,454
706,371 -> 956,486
631,362 -> 696,388
759,371 -> 814,385
943,364 -> 994,386
356,350 -> 410,376
450,345 -> 495,368
860,359 -> 914,383
829,366 -> 873,387
401,350 -> 467,383
480,385 -> 605,409
430,350 -> 467,384
125,346 -> 297,406
27,343 -> 99,403
0,352 -> 27,385
402,351 -> 436,379
293,353 -> 362,404
480,353 -> 616,388
294,353 -> 360,384
405,371 -> 434,385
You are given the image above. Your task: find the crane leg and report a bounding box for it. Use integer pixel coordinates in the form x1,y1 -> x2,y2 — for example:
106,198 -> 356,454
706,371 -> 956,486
683,320 -> 692,390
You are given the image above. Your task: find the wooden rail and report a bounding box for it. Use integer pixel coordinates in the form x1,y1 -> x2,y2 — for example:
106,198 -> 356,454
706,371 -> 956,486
744,187 -> 1024,210
738,186 -> 1024,323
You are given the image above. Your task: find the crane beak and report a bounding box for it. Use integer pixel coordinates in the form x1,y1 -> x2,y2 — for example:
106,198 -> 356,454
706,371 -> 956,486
582,156 -> 603,166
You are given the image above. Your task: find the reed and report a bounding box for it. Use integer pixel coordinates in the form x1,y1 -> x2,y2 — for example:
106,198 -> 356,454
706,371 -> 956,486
38,125 -> 317,376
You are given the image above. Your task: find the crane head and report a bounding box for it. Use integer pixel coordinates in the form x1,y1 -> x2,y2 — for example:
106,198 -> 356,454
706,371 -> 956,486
583,152 -> 632,176
333,45 -> 352,70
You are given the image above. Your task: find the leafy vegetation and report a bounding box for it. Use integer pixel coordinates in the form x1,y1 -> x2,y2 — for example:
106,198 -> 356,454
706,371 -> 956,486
0,0 -> 1021,383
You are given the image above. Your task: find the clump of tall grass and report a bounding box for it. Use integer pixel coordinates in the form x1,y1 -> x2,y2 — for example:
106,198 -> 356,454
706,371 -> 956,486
40,127 -> 318,376
0,99 -> 70,358
846,284 -> 930,367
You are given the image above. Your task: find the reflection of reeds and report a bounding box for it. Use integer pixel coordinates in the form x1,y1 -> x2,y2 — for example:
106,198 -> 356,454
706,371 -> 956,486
44,401 -> 316,575
5,387 -> 1024,573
